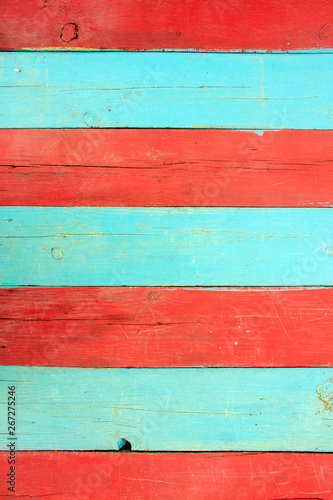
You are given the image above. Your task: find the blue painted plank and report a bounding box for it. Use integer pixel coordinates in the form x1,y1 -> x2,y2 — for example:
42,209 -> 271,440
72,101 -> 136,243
0,366 -> 332,451
0,207 -> 332,287
1,52 -> 333,129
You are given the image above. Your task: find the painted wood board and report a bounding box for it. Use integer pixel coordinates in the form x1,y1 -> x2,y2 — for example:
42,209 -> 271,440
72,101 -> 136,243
0,451 -> 332,499
1,287 -> 333,367
1,207 -> 332,287
0,366 -> 332,451
1,129 -> 333,207
2,52 -> 333,129
1,0 -> 333,51
0,6 -> 332,498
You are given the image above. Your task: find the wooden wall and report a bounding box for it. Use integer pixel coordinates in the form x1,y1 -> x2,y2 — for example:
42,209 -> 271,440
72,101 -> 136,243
0,1 -> 332,498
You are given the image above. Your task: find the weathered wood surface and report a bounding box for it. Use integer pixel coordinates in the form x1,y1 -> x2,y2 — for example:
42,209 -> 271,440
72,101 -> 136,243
1,129 -> 333,207
1,0 -> 333,51
1,207 -> 332,287
0,451 -> 332,499
0,5 -> 332,500
2,53 -> 333,129
1,287 -> 333,367
0,366 -> 332,451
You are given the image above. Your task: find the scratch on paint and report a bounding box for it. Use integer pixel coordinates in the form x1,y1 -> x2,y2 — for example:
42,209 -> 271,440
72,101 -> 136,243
273,303 -> 291,340
259,56 -> 265,107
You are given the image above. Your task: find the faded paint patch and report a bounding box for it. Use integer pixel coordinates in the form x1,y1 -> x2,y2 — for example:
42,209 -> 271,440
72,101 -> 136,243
317,378 -> 333,412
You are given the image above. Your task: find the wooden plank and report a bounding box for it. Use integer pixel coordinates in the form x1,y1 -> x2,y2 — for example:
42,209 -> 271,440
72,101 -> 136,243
1,287 -> 332,368
0,451 -> 332,499
1,207 -> 332,287
0,366 -> 332,451
1,129 -> 333,207
1,0 -> 333,51
2,52 -> 333,129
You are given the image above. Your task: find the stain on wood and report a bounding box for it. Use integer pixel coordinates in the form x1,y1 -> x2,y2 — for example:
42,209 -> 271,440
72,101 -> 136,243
317,377 -> 333,412
1,52 -> 333,128
1,287 -> 332,367
1,129 -> 333,207
0,366 -> 332,451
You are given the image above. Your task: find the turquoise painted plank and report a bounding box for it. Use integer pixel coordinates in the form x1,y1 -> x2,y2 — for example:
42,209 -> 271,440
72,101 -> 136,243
0,366 -> 332,451
0,207 -> 332,286
1,52 -> 333,128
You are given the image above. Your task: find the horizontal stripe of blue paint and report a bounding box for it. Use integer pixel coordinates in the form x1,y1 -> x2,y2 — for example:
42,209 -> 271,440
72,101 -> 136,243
0,366 -> 332,451
1,52 -> 333,128
0,207 -> 332,286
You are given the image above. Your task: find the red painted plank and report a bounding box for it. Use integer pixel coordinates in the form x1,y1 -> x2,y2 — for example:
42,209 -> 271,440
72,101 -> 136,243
0,451 -> 332,499
1,129 -> 332,207
1,287 -> 332,367
0,0 -> 333,50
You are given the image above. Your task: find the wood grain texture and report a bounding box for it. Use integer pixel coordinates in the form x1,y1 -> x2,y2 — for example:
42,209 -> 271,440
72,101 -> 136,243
1,129 -> 333,207
1,207 -> 332,287
0,451 -> 332,499
1,0 -> 333,51
0,366 -> 332,451
1,287 -> 333,368
2,52 -> 333,129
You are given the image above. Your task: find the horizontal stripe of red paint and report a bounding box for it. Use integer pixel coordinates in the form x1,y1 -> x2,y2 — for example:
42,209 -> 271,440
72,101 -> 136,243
1,287 -> 332,367
1,129 -> 333,207
0,451 -> 332,499
0,0 -> 333,50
